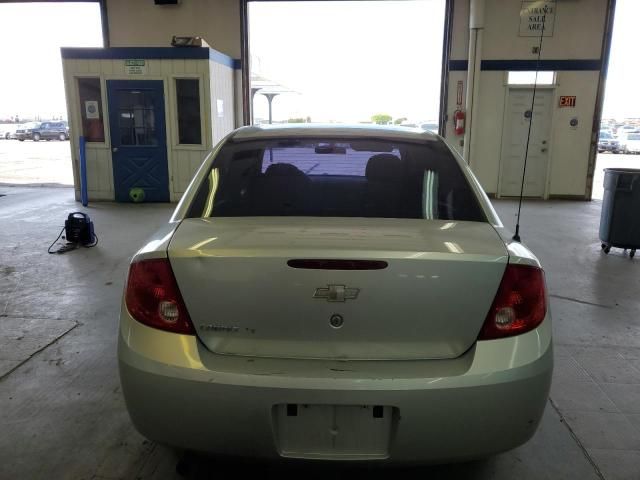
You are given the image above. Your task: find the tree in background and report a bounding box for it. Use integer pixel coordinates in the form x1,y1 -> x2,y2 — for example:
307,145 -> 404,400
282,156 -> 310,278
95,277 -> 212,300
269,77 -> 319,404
393,117 -> 407,125
371,114 -> 392,125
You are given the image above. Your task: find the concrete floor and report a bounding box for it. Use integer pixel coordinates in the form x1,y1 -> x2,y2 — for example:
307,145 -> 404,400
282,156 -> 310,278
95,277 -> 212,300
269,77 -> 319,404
1,186 -> 639,480
0,139 -> 73,186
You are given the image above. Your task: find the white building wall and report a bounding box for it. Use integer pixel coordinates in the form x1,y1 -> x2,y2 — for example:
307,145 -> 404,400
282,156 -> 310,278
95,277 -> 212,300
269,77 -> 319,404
468,70 -> 504,192
106,0 -> 241,58
481,0 -> 604,60
444,0 -> 609,198
209,60 -> 236,145
549,71 -> 600,196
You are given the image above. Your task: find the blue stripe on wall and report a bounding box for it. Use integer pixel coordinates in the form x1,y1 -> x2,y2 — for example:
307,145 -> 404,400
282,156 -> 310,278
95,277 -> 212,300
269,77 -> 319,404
208,49 -> 241,70
61,47 -> 241,69
449,60 -> 468,71
448,59 -> 602,71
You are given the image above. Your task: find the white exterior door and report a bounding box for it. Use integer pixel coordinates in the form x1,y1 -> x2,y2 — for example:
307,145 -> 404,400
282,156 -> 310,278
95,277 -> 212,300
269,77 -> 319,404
499,88 -> 553,197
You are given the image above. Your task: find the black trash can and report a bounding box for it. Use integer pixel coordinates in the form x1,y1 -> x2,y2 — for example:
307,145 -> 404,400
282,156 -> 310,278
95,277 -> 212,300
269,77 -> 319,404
599,168 -> 640,258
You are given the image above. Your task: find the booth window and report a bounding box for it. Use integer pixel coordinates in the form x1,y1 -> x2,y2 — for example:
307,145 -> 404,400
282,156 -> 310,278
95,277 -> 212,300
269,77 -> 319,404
77,78 -> 105,142
507,71 -> 555,85
176,79 -> 202,145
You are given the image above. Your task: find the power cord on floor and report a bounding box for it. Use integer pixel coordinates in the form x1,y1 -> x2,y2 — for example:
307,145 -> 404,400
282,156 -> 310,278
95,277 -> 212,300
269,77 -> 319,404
47,226 -> 66,254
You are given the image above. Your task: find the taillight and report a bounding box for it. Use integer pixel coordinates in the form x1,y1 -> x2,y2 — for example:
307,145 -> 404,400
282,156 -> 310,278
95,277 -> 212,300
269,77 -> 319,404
125,258 -> 195,334
478,264 -> 547,340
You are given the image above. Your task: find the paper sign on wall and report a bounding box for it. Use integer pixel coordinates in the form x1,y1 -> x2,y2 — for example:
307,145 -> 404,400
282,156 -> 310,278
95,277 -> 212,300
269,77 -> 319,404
217,99 -> 224,117
85,100 -> 100,119
519,1 -> 556,37
125,59 -> 146,75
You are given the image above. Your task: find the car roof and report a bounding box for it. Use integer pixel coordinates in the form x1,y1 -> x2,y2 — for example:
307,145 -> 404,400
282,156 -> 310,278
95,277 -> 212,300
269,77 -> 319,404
230,123 -> 440,143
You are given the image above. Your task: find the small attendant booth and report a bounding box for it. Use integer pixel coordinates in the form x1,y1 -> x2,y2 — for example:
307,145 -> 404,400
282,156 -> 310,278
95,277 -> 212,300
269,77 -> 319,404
61,47 -> 238,202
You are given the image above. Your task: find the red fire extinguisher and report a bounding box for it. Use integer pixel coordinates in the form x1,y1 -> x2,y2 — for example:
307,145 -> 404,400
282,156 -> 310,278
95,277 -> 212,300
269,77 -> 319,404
453,109 -> 465,135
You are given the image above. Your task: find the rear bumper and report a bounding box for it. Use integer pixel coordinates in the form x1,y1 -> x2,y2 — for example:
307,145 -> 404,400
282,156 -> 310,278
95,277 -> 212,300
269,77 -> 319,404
118,310 -> 553,463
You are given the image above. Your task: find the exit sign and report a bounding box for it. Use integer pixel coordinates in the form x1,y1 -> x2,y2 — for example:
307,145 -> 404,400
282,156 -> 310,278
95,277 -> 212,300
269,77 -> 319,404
559,96 -> 576,108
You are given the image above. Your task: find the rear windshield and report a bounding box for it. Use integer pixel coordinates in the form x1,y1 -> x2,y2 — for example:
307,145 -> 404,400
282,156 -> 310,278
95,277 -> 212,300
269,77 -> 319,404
628,133 -> 640,140
187,137 -> 486,222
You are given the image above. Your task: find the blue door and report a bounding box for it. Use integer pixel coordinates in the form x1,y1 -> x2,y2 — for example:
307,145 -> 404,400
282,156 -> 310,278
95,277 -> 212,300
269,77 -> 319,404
107,80 -> 169,202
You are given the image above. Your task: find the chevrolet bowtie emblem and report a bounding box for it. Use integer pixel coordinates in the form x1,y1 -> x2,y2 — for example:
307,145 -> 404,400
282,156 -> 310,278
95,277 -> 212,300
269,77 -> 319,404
313,285 -> 360,302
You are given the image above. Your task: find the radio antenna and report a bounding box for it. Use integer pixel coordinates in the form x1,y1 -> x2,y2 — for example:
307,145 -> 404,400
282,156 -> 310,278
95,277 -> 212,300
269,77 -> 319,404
513,16 -> 546,243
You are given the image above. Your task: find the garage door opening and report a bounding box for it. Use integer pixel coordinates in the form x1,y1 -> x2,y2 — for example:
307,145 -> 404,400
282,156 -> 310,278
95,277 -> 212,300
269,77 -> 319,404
0,2 -> 103,186
247,0 -> 445,129
594,0 -> 639,200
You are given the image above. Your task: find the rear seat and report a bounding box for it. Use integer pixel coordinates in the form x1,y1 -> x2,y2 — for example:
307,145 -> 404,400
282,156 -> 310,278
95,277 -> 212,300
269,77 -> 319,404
215,156 -> 421,218
250,163 -> 312,215
363,154 -> 405,218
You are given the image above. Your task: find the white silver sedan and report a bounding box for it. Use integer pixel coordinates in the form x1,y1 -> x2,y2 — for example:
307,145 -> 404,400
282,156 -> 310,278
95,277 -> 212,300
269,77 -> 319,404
118,124 -> 552,464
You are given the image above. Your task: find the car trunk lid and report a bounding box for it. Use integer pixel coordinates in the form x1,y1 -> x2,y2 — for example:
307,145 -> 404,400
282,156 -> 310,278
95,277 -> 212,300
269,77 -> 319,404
168,217 -> 508,360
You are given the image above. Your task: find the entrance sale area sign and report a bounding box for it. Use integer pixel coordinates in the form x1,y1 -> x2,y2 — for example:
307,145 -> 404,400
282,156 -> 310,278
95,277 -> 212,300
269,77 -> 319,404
519,1 -> 556,37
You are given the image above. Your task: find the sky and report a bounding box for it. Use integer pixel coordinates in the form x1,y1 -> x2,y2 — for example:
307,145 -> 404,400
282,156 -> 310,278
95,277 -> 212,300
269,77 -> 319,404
249,0 -> 445,123
0,0 -> 637,122
0,3 -> 102,120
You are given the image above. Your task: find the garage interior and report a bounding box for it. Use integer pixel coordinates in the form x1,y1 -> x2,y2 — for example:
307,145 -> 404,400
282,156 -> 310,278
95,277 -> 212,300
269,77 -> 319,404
1,1 -> 640,479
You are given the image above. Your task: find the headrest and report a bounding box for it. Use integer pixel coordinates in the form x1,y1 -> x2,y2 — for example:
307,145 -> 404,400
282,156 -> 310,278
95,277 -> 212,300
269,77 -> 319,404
365,154 -> 403,181
264,163 -> 306,177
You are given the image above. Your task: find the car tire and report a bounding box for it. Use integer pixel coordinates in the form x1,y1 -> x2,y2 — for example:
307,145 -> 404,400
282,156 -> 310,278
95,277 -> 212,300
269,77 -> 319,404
18,139 -> 24,142
33,133 -> 41,141
59,133 -> 66,141
4,133 -> 8,140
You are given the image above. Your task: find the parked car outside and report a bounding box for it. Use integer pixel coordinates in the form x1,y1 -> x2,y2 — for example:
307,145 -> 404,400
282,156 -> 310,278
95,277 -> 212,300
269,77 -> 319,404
624,132 -> 640,154
419,122 -> 439,133
16,121 -> 69,141
617,125 -> 638,138
0,123 -> 19,140
598,130 -> 625,154
9,124 -> 24,140
398,122 -> 439,134
118,124 -> 553,464
15,122 -> 41,141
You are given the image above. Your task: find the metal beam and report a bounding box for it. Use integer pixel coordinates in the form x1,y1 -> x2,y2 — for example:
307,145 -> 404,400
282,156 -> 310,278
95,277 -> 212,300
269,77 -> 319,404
99,0 -> 109,47
585,0 -> 616,201
438,0 -> 454,137
240,0 -> 251,126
